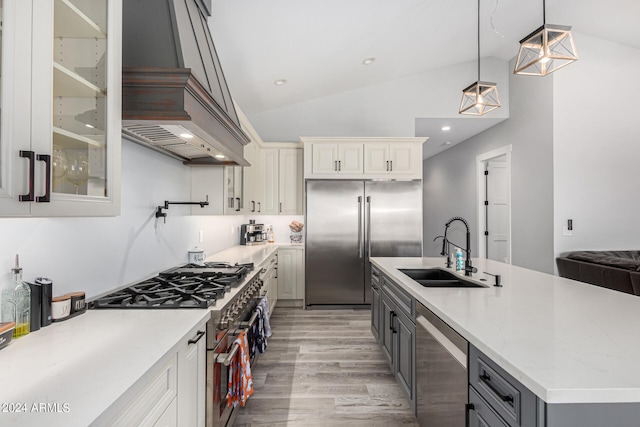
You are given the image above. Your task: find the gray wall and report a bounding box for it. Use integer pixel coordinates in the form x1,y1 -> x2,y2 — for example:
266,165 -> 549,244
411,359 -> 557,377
553,33 -> 640,258
423,60 -> 555,274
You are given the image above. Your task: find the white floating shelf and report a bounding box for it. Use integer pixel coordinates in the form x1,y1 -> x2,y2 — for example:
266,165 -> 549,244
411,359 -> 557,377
53,126 -> 105,149
53,62 -> 105,98
54,0 -> 106,39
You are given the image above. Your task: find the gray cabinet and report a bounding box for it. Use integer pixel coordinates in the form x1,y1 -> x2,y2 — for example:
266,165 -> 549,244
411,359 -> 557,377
372,267 -> 416,414
469,345 -> 539,427
371,279 -> 381,342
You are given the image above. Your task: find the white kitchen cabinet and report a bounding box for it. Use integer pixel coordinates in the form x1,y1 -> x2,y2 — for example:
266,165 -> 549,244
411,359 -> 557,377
259,251 -> 278,312
153,398 -> 177,427
310,142 -> 363,175
302,137 -> 425,179
279,148 -> 303,214
0,0 -> 122,217
364,142 -> 422,178
259,147 -> 303,215
177,327 -> 207,427
105,356 -> 178,426
259,148 -> 279,214
243,141 -> 260,213
224,166 -> 244,214
277,247 -> 304,306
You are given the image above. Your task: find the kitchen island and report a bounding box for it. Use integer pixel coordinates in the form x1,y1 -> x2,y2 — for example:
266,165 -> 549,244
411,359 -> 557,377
371,257 -> 640,425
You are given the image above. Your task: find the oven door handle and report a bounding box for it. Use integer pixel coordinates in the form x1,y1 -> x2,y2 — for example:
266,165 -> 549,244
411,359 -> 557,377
216,342 -> 240,366
238,310 -> 260,329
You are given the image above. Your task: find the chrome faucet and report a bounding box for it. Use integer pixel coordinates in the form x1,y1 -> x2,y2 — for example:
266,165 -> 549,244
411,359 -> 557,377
443,217 -> 477,276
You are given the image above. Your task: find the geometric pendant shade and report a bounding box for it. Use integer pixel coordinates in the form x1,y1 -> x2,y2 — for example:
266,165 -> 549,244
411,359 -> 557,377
459,0 -> 500,116
459,81 -> 501,115
514,24 -> 578,76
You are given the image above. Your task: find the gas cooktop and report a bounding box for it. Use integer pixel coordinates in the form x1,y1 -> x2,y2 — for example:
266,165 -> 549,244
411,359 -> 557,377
92,262 -> 254,309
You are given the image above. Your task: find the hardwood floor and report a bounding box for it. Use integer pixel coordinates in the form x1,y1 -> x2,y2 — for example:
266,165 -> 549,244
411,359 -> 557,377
234,307 -> 419,426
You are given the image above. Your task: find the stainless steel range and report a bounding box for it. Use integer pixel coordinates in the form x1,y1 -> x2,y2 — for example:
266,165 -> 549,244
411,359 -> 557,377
91,261 -> 265,427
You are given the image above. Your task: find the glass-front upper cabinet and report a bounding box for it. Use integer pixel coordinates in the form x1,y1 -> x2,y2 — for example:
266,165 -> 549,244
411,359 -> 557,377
0,0 -> 121,217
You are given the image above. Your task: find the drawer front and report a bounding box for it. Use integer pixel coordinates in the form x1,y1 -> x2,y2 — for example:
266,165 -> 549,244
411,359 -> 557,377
371,265 -> 381,284
469,345 -> 538,427
108,356 -> 178,426
382,275 -> 414,318
469,386 -> 509,427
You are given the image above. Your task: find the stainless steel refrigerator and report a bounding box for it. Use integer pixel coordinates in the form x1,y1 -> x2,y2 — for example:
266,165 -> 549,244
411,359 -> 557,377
305,180 -> 423,306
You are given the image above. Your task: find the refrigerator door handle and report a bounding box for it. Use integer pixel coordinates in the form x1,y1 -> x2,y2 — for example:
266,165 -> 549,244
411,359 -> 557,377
358,196 -> 363,258
366,196 -> 372,257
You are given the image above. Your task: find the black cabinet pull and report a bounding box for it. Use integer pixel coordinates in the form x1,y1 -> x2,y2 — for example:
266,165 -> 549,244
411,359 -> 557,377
338,160 -> 341,171
257,202 -> 261,212
251,201 -> 255,212
465,403 -> 475,426
188,330 -> 205,345
386,160 -> 389,171
390,160 -> 393,171
19,150 -> 35,202
389,311 -> 397,333
235,197 -> 241,212
36,154 -> 51,203
480,373 -> 514,403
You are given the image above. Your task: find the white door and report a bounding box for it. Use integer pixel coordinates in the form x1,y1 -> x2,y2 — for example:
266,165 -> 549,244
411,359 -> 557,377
311,143 -> 338,174
486,159 -> 510,263
338,143 -> 364,173
363,143 -> 389,174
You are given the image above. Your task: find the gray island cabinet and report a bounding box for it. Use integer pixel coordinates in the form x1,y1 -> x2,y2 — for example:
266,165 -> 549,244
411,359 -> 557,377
369,258 -> 640,427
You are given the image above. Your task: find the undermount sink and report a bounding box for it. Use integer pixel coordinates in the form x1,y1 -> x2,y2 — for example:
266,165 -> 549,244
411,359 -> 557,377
398,268 -> 486,288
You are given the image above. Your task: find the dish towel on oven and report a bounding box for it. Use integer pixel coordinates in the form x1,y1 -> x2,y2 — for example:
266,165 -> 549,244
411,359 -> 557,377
251,297 -> 272,354
226,330 -> 254,407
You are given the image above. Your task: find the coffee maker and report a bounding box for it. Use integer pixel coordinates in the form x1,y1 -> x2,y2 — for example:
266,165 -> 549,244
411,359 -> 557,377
240,220 -> 265,245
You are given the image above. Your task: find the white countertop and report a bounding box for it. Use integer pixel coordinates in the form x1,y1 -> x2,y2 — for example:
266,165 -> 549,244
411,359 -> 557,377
0,309 -> 210,426
371,257 -> 640,404
207,242 -> 302,267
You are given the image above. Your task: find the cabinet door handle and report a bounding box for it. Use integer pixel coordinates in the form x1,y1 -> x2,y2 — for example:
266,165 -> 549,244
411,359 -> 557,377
386,160 -> 389,172
36,154 -> 51,203
338,160 -> 341,171
389,310 -> 396,332
251,201 -> 255,212
390,160 -> 393,171
258,202 -> 261,212
479,373 -> 514,403
465,403 -> 475,426
235,197 -> 241,212
19,150 -> 35,202
334,160 -> 338,171
279,202 -> 283,213
188,330 -> 205,345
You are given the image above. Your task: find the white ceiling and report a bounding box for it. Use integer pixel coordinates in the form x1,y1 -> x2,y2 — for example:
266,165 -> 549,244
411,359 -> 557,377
209,0 -> 640,157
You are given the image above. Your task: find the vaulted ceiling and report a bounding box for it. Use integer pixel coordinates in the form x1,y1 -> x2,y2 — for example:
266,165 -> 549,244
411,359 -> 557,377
209,0 -> 640,157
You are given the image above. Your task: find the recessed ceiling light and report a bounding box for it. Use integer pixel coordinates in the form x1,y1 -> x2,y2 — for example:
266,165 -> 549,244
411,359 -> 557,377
180,133 -> 194,139
274,79 -> 287,86
444,141 -> 452,145
85,123 -> 95,129
441,126 -> 451,131
362,57 -> 376,65
214,154 -> 226,159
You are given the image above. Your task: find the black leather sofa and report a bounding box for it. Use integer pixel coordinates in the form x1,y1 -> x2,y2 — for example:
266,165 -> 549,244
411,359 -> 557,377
556,251 -> 640,296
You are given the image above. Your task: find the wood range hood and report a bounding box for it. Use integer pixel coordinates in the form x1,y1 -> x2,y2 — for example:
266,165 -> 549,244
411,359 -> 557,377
121,0 -> 250,166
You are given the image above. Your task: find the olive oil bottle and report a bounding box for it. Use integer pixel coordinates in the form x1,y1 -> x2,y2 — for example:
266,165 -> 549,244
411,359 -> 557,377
9,255 -> 30,338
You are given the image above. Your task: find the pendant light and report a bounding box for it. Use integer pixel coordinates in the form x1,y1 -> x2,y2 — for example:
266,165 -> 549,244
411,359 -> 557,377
514,0 -> 578,76
459,0 -> 500,116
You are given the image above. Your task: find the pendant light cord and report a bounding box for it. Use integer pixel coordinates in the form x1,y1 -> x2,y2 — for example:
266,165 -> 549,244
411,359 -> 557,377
477,0 -> 480,81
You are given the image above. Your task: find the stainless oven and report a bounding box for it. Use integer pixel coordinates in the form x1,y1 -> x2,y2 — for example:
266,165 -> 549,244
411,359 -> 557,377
206,273 -> 264,427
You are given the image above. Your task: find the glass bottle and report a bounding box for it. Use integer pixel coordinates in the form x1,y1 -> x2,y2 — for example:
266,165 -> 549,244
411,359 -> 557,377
11,255 -> 30,338
267,225 -> 275,243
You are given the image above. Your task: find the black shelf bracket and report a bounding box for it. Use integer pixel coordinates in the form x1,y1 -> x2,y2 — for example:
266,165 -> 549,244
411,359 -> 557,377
156,195 -> 209,223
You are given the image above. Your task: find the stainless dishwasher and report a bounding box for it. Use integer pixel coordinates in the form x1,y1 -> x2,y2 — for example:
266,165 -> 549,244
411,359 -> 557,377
416,302 -> 468,426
